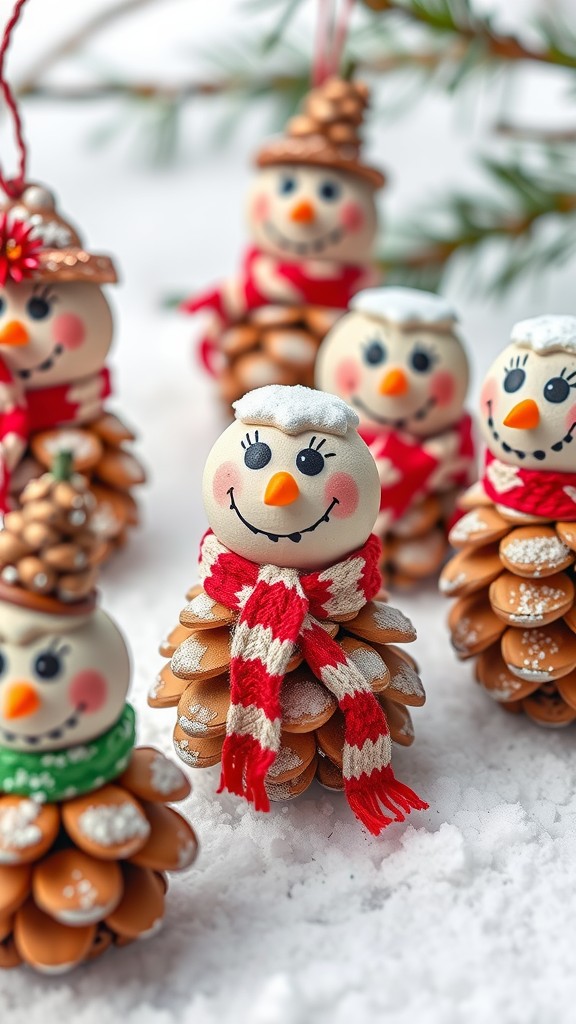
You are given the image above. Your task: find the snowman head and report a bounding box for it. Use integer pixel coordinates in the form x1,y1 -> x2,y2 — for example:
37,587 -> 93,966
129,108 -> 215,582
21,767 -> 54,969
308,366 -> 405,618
202,384 -> 380,570
0,601 -> 130,753
246,164 -> 378,264
0,280 -> 113,388
315,286 -> 470,438
479,315 -> 576,473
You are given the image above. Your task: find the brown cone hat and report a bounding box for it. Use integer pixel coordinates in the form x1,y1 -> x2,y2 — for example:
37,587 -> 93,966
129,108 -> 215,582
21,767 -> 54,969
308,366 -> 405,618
1,183 -> 117,284
255,77 -> 385,189
0,452 -> 102,616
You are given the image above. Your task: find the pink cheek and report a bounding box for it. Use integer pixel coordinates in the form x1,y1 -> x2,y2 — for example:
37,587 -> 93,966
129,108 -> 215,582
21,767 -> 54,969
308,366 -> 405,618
212,461 -> 243,506
326,472 -> 358,519
251,193 -> 270,224
69,671 -> 107,713
565,402 -> 576,431
339,201 -> 365,233
429,370 -> 456,407
335,358 -> 361,396
480,377 -> 497,417
52,313 -> 86,350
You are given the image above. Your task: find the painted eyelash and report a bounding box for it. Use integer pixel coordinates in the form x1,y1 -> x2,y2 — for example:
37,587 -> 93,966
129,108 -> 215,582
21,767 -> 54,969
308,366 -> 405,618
32,283 -> 58,303
413,343 -> 438,362
505,354 -> 529,373
46,637 -> 70,657
308,436 -> 336,458
559,367 -> 576,386
240,430 -> 261,450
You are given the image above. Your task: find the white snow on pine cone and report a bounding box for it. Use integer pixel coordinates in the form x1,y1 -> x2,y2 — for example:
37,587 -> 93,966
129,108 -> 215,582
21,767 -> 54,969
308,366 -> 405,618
150,753 -> 185,795
178,704 -> 217,736
351,286 -> 457,325
173,738 -> 199,766
281,677 -> 332,719
502,536 -> 570,571
0,799 -> 42,854
171,636 -> 208,675
78,802 -> 150,847
348,647 -> 387,685
449,510 -> 489,544
186,592 -> 217,620
511,314 -> 576,355
372,602 -> 416,638
390,662 -> 424,697
267,747 -> 303,779
233,384 -> 358,437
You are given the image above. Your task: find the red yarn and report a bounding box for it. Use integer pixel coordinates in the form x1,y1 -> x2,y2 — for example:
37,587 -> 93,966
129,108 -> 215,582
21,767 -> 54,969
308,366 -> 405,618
0,0 -> 30,200
199,530 -> 427,835
482,449 -> 576,523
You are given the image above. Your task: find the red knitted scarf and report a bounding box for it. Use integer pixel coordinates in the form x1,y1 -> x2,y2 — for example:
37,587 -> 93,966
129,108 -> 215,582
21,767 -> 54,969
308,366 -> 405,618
482,449 -> 576,522
360,412 -> 475,522
0,358 -> 111,511
199,530 -> 427,835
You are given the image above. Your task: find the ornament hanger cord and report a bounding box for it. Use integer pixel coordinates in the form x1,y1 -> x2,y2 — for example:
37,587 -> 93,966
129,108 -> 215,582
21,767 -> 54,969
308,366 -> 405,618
312,0 -> 355,86
0,0 -> 30,198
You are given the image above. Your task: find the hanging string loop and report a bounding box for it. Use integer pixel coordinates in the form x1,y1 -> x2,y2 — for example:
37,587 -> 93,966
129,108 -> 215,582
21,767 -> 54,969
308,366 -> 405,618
0,0 -> 30,199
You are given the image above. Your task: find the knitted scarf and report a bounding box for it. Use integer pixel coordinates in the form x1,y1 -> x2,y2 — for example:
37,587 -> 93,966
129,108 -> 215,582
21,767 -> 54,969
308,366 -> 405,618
0,359 -> 111,511
360,412 -> 475,523
0,703 -> 135,803
199,530 -> 427,835
482,449 -> 576,522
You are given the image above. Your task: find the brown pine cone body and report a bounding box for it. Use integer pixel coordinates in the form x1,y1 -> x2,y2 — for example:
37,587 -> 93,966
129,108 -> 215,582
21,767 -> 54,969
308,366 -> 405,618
9,410 -> 145,560
0,748 -> 197,974
440,490 -> 576,727
380,490 -> 461,588
214,305 -> 342,408
151,586 -> 426,801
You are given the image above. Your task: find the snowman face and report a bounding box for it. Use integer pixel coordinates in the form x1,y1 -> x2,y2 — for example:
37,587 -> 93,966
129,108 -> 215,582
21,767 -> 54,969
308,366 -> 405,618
479,342 -> 576,472
0,604 -> 130,753
0,281 -> 113,388
203,418 -> 380,569
316,310 -> 469,437
246,165 -> 377,264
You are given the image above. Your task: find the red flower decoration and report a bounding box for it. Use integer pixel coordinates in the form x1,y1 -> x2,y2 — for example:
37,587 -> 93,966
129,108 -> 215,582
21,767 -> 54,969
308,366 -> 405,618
0,212 -> 42,286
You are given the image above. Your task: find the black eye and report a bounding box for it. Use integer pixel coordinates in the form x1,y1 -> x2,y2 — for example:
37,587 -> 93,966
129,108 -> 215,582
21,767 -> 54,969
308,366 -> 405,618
296,447 -> 325,476
504,367 -> 526,393
410,349 -> 433,373
0,651 -> 5,676
318,180 -> 341,201
244,442 -> 272,470
26,296 -> 52,320
0,296 -> 5,316
363,341 -> 386,366
34,651 -> 62,681
543,376 -> 571,404
279,176 -> 297,195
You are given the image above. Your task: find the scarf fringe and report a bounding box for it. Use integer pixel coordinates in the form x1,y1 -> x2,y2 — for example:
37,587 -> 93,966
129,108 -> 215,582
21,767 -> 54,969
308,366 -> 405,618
346,766 -> 428,836
218,734 -> 276,813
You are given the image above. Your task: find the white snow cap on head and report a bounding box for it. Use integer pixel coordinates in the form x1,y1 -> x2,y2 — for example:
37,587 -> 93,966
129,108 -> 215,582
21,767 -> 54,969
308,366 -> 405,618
351,286 -> 458,326
233,384 -> 359,437
511,314 -> 576,356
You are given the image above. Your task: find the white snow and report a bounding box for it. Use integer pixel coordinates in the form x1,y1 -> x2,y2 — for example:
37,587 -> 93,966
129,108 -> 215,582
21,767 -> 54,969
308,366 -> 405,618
233,384 -> 358,436
77,802 -> 150,847
512,314 -> 576,354
351,286 -> 458,325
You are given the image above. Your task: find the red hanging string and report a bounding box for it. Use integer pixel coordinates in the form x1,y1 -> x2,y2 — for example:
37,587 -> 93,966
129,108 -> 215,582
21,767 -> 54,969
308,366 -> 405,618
312,0 -> 356,86
0,0 -> 29,199
330,0 -> 355,78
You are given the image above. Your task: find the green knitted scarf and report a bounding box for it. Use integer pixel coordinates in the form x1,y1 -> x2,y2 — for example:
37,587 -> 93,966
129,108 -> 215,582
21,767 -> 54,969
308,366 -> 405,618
0,704 -> 136,802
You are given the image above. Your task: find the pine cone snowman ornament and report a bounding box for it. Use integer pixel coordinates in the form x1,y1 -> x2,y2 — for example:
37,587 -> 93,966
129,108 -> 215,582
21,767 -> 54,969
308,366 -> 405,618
0,455 -> 197,974
183,77 -> 385,406
0,183 -> 145,557
441,315 -> 576,727
316,286 -> 475,586
152,384 -> 427,835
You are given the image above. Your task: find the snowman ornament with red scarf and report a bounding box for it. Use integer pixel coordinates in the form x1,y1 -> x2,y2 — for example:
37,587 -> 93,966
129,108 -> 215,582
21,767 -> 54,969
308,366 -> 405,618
316,286 -> 475,586
441,316 -> 576,727
0,184 -> 145,554
153,384 -> 428,836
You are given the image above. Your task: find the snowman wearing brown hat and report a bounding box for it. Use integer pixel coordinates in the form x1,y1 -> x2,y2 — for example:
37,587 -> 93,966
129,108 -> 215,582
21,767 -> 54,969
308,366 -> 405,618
0,183 -> 145,556
182,77 -> 385,404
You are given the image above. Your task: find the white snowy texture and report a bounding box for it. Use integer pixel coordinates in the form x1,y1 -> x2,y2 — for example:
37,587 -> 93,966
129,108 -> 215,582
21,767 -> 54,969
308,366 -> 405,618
351,286 -> 458,326
6,2 -> 576,1021
511,314 -> 576,354
233,384 -> 358,436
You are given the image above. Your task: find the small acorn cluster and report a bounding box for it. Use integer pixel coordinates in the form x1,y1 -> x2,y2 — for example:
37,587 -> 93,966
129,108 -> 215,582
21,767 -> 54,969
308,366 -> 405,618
286,76 -> 370,154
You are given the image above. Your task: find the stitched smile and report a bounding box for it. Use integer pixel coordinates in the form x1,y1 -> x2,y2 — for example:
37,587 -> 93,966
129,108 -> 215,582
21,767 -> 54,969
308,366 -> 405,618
0,702 -> 87,746
227,487 -> 339,543
486,399 -> 576,461
14,343 -> 65,381
352,394 -> 436,429
264,221 -> 346,255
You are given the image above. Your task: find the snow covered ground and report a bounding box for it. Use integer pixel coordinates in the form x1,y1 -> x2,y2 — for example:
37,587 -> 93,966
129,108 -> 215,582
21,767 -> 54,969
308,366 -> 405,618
3,1 -> 576,1021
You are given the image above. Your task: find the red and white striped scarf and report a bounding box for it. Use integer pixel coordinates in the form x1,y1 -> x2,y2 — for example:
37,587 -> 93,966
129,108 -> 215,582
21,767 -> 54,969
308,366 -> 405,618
199,529 -> 427,835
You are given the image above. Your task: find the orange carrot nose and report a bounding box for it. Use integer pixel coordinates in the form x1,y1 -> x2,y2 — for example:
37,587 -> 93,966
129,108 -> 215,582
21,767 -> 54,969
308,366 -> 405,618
289,199 -> 316,224
264,472 -> 300,507
0,320 -> 29,347
379,367 -> 409,397
503,398 -> 540,430
3,681 -> 41,720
